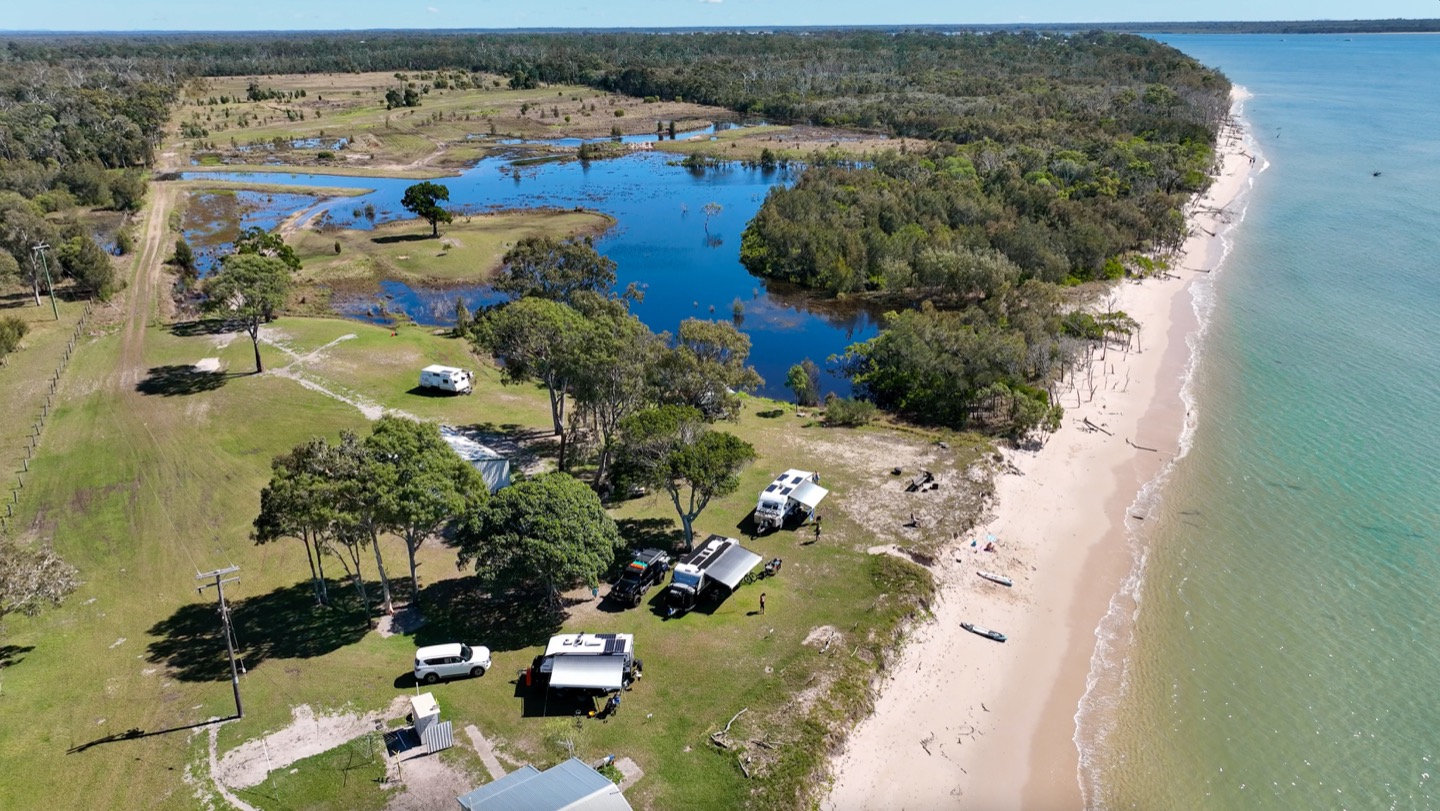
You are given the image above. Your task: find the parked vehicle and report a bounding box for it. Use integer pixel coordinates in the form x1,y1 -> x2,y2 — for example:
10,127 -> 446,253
414,642 -> 492,683
607,548 -> 671,608
419,364 -> 474,394
753,469 -> 828,532
663,535 -> 762,616
525,633 -> 640,695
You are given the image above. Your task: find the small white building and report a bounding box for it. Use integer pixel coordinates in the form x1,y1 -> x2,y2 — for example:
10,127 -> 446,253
410,692 -> 441,737
441,426 -> 512,492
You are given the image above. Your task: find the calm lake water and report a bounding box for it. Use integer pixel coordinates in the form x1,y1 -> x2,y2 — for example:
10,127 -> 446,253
1079,34 -> 1440,809
185,145 -> 880,398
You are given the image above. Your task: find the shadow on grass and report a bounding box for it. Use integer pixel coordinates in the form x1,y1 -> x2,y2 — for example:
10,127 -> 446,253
518,684 -> 605,718
136,364 -> 236,396
409,577 -> 561,653
372,233 -> 439,245
615,518 -> 684,552
66,718 -> 227,754
405,386 -> 466,398
168,318 -> 239,338
146,579 -> 371,682
0,644 -> 34,668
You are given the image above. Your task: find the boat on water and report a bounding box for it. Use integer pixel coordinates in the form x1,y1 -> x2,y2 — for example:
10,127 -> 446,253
976,570 -> 1013,587
961,622 -> 1007,643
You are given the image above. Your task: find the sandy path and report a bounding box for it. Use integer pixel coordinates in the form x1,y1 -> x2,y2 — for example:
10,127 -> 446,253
824,91 -> 1257,810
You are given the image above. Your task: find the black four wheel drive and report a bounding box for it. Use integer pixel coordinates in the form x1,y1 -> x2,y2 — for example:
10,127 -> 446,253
607,548 -> 672,608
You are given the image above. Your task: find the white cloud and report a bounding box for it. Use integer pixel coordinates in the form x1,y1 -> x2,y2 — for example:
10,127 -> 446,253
699,0 -> 722,4
427,6 -> 439,12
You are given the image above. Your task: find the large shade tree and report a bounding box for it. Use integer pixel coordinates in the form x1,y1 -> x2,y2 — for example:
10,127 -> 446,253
364,416 -> 486,609
491,236 -> 619,305
254,436 -> 342,607
203,254 -> 292,373
652,318 -> 764,421
456,473 -> 622,607
400,182 -> 453,238
614,405 -> 755,548
472,297 -> 588,469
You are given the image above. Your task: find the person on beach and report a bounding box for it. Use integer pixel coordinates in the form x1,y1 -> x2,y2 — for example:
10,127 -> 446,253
760,592 -> 767,615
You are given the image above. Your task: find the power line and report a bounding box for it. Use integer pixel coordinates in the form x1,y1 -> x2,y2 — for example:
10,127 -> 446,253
197,566 -> 244,719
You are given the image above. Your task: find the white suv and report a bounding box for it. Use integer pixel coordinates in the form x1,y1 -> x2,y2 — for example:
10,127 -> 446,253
414,643 -> 492,684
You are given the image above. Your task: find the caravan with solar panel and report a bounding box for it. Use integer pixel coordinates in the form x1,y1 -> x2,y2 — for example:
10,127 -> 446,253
525,632 -> 639,695
753,469 -> 829,533
662,534 -> 763,617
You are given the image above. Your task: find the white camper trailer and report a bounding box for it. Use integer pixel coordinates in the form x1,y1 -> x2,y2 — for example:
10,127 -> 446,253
419,364 -> 474,394
753,469 -> 828,532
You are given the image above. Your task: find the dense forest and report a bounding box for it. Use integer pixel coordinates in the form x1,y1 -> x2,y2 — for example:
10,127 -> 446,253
0,28 -> 1230,435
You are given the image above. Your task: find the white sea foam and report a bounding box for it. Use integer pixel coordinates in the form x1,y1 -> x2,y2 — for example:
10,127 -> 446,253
1074,93 -> 1262,807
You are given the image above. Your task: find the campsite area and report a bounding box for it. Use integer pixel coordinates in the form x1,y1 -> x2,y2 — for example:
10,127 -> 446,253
0,78 -> 995,811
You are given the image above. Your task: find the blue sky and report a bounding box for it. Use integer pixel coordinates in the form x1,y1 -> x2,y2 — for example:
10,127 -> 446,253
6,1 -> 1438,32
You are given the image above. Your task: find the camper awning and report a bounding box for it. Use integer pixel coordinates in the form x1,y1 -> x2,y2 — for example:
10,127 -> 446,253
790,480 -> 829,511
706,544 -> 763,591
548,656 -> 626,691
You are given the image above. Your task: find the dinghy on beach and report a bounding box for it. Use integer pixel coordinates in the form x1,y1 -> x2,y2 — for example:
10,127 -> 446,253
961,622 -> 1007,643
976,570 -> 1013,587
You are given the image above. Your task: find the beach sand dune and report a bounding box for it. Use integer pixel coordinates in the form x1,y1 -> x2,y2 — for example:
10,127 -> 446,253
824,90 -> 1257,810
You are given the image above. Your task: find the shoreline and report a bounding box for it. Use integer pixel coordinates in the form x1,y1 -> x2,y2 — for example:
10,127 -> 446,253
823,90 -> 1257,810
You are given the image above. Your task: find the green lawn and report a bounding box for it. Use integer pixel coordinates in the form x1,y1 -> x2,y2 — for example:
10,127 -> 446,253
291,210 -> 615,294
0,311 -> 965,810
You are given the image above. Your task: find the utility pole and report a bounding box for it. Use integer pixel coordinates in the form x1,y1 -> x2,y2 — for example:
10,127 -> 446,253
197,566 -> 244,719
31,243 -> 59,321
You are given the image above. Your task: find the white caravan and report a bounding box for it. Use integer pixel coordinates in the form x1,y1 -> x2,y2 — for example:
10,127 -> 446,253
753,469 -> 828,532
419,364 -> 474,394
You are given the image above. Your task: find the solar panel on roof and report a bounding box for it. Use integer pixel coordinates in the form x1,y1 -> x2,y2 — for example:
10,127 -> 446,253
765,484 -> 778,492
780,487 -> 792,495
792,475 -> 804,484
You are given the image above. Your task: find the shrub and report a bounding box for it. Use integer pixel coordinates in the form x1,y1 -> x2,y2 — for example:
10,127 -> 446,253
0,316 -> 30,361
824,395 -> 877,427
613,109 -> 625,117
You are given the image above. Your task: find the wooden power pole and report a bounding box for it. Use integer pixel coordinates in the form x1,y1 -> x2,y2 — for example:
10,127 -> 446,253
197,566 -> 244,719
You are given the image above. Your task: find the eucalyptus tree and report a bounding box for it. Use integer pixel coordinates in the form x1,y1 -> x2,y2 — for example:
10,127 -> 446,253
364,416 -> 487,609
613,405 -> 756,549
456,473 -> 622,608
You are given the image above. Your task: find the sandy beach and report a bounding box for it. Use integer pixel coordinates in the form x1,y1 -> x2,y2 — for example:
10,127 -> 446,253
824,91 -> 1257,810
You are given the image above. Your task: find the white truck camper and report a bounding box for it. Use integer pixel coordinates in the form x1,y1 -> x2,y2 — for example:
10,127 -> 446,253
663,535 -> 762,616
753,469 -> 828,532
419,364 -> 474,394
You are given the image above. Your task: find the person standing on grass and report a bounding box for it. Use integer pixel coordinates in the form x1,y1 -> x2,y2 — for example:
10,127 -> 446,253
760,592 -> 767,615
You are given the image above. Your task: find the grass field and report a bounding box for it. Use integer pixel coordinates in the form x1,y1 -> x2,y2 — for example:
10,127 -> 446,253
652,124 -> 909,163
0,299 -> 989,809
290,209 -> 615,296
176,72 -> 731,176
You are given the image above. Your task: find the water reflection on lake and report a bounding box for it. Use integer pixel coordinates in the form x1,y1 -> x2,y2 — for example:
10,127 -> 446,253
183,149 -> 879,397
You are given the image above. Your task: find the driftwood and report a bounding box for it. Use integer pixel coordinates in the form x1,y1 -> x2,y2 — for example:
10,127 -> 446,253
1082,418 -> 1113,436
1126,438 -> 1159,453
711,707 -> 749,750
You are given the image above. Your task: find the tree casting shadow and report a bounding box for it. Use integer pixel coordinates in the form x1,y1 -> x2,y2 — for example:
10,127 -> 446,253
136,364 -> 234,396
146,579 -> 370,682
615,517 -> 684,552
168,319 -> 238,338
371,233 -> 439,245
0,644 -> 35,668
410,577 -> 562,654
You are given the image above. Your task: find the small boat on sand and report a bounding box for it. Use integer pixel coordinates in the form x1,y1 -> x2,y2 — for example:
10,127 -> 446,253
961,622 -> 1007,643
976,570 -> 1013,587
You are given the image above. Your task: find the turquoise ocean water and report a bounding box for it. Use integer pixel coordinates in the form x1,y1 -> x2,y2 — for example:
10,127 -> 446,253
1079,35 -> 1440,809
